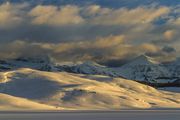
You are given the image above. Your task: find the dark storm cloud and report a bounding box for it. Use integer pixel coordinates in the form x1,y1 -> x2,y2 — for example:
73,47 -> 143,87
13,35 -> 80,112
162,46 -> 176,53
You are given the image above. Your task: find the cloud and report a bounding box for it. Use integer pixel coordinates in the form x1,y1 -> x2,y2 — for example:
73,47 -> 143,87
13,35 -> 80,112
88,6 -> 170,25
0,34 -> 161,63
0,40 -> 49,59
146,45 -> 177,62
39,34 -> 126,58
29,5 -> 84,26
0,2 -> 27,29
0,2 -> 179,62
83,5 -> 110,17
41,36 -> 177,63
163,29 -> 177,41
0,3 -> 173,28
172,17 -> 180,25
162,46 -> 176,53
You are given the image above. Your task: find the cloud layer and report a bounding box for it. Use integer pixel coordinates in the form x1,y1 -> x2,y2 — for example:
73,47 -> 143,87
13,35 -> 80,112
0,2 -> 179,63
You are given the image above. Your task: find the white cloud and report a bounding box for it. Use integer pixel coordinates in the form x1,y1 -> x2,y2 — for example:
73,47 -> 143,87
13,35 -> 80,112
0,2 -> 27,29
29,5 -> 84,26
83,5 -> 111,17
88,6 -> 170,25
164,29 -> 177,41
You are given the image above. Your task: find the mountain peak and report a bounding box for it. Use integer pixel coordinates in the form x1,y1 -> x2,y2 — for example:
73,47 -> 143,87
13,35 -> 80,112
135,54 -> 149,60
120,54 -> 160,67
82,61 -> 104,67
129,55 -> 159,65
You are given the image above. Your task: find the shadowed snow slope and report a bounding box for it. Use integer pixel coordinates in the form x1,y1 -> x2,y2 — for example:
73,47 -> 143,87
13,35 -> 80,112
0,68 -> 180,110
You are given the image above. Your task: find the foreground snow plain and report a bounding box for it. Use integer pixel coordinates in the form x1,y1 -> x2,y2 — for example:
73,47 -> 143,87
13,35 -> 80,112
0,68 -> 179,110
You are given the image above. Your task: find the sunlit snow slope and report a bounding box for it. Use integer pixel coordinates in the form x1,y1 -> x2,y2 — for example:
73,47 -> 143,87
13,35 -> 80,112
0,93 -> 60,111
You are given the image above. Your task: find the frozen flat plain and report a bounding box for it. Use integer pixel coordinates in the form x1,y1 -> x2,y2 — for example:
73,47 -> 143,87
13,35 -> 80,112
0,110 -> 180,120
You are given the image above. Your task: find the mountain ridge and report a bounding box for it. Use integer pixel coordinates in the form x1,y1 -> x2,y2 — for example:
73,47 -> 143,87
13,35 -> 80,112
0,55 -> 180,87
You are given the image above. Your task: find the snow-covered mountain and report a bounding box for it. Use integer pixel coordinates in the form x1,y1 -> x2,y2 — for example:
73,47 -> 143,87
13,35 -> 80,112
0,55 -> 180,87
55,61 -> 120,77
165,58 -> 180,77
117,55 -> 175,85
0,56 -> 54,72
54,55 -> 180,87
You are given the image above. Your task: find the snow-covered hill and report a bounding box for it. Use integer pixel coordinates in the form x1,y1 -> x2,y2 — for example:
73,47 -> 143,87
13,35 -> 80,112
0,68 -> 179,110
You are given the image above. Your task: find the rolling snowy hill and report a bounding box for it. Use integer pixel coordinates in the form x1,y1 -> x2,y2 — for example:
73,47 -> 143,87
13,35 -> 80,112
0,68 -> 180,110
0,93 -> 60,111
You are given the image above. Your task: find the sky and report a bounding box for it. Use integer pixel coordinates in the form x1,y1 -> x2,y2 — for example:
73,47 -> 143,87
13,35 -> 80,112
0,0 -> 179,64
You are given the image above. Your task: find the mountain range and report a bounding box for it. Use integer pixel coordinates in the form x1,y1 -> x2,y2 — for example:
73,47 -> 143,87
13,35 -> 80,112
0,55 -> 180,87
50,55 -> 180,87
